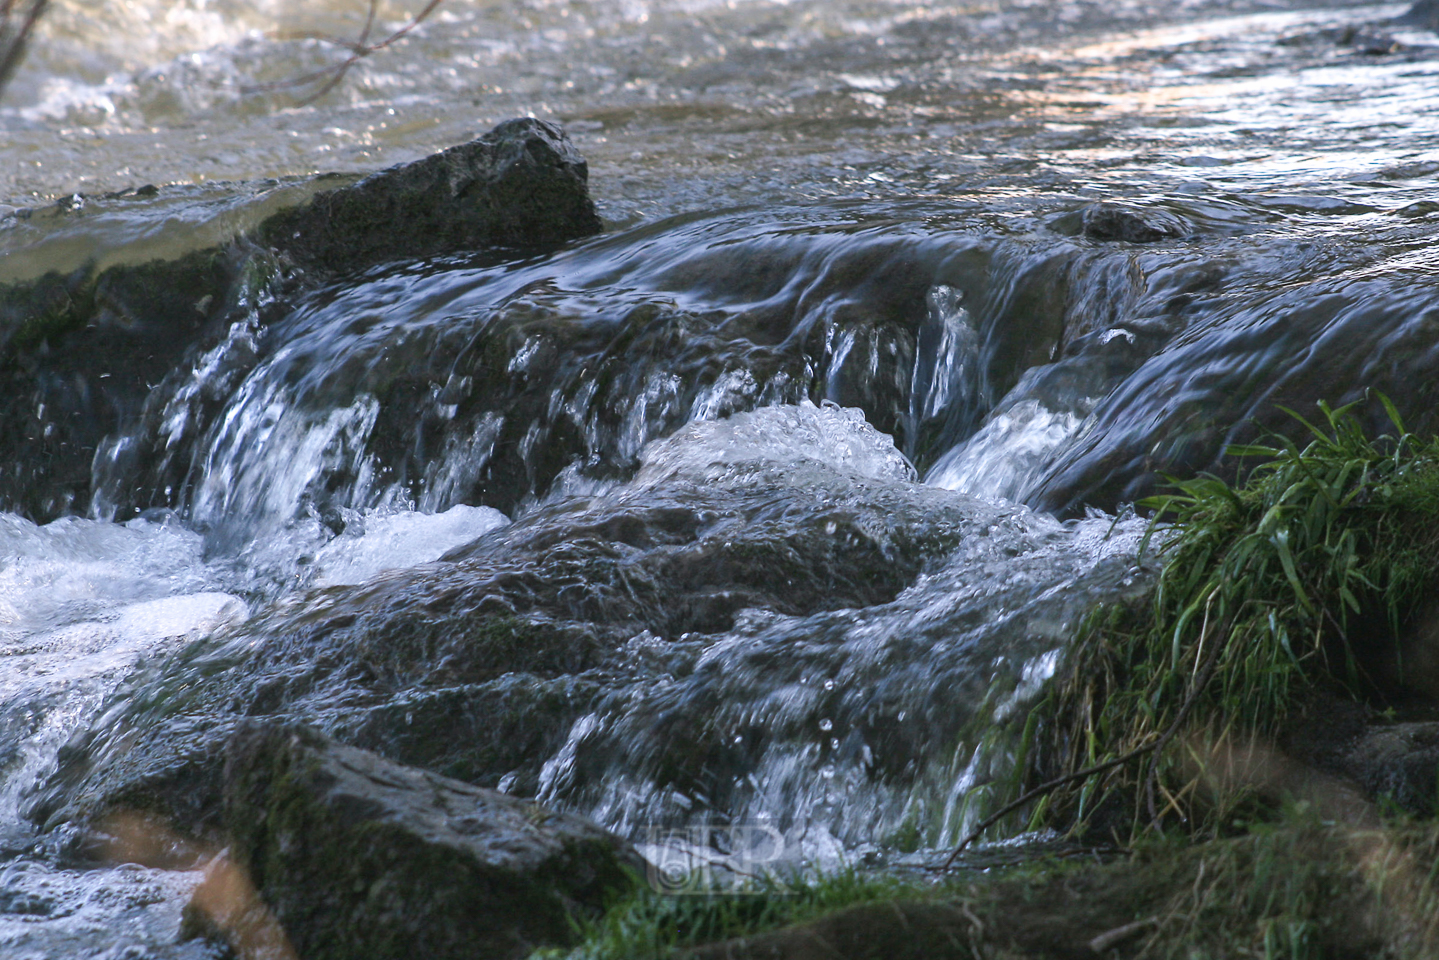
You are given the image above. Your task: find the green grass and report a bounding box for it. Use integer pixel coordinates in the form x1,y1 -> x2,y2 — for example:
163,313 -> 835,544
533,869 -> 940,960
537,813 -> 1439,959
1026,395 -> 1439,840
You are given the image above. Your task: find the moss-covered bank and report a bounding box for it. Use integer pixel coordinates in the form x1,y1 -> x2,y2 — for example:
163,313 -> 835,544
539,813 -> 1439,959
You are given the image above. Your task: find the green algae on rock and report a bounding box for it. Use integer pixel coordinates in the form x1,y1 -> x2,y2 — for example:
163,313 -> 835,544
549,818 -> 1439,960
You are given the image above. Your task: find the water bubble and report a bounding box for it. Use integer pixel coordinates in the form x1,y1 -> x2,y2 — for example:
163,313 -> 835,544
818,718 -> 833,731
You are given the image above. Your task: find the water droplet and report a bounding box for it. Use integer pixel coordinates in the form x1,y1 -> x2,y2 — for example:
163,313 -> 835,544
823,679 -> 835,691
818,718 -> 833,731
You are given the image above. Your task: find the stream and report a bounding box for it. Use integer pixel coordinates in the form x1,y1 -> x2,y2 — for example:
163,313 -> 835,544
1,0 -> 1438,956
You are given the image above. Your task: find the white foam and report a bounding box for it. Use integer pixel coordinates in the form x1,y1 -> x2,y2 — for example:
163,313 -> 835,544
925,400 -> 1083,501
0,513 -> 248,850
635,401 -> 917,487
312,504 -> 510,587
0,514 -> 214,636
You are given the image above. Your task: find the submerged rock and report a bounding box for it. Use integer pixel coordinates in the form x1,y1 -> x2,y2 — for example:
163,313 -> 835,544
31,416 -> 981,838
31,405 -> 1078,847
182,723 -> 639,960
1081,202 -> 1191,243
1395,0 -> 1439,30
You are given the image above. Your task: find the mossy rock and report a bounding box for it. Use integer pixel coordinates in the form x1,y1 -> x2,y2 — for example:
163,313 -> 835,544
257,117 -> 600,270
183,723 -> 641,960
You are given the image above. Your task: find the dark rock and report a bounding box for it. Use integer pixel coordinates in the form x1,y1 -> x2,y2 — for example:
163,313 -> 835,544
1334,28 -> 1402,56
0,118 -> 602,523
0,246 -> 274,520
1391,596 -> 1439,701
1343,722 -> 1439,811
1280,25 -> 1409,55
1279,690 -> 1439,816
1081,202 -> 1190,243
182,723 -> 640,960
1394,0 -> 1439,30
33,463 -> 977,838
257,117 -> 601,273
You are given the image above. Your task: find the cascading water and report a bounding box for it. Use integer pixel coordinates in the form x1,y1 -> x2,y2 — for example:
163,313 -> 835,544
1,0 -> 1438,955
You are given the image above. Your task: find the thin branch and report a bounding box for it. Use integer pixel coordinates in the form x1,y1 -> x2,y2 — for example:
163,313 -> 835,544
931,616 -> 1229,872
272,0 -> 379,54
244,0 -> 444,106
0,0 -> 48,99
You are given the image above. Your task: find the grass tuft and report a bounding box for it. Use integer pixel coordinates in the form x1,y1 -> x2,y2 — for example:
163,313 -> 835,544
533,869 -> 936,960
1025,395 -> 1439,840
537,813 -> 1439,959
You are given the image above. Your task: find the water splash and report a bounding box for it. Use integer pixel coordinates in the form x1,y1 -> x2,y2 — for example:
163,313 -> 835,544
926,400 -> 1086,501
310,504 -> 510,588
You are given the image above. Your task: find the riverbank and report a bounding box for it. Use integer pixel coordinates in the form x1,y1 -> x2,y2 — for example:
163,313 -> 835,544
539,813 -> 1439,959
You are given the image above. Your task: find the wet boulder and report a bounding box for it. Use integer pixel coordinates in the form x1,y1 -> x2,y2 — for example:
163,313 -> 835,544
31,413 -> 981,838
182,722 -> 640,960
257,117 -> 602,273
0,117 -> 603,522
1280,691 -> 1439,817
1081,201 -> 1191,243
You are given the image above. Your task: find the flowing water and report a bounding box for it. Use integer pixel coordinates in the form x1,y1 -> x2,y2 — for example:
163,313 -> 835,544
1,0 -> 1438,955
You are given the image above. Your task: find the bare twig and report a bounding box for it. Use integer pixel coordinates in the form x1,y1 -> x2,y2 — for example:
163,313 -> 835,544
0,0 -> 48,99
245,0 -> 445,105
932,617 -> 1230,872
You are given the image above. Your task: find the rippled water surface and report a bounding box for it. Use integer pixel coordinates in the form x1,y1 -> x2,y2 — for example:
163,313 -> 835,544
3,0 -> 1434,219
1,0 -> 1438,956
